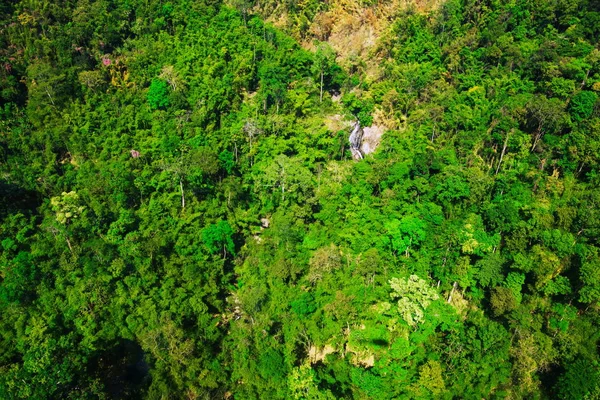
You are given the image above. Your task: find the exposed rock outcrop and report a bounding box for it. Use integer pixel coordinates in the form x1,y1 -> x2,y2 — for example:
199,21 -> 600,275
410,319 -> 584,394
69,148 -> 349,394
308,344 -> 336,364
360,125 -> 385,155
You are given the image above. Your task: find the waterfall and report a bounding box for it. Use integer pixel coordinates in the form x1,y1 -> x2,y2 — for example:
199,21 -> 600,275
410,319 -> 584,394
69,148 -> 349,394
348,121 -> 364,159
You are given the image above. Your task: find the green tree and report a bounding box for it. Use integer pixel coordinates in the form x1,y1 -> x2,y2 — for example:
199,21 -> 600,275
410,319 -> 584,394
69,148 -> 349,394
385,216 -> 426,258
313,41 -> 336,103
147,79 -> 170,110
202,220 -> 235,258
569,90 -> 597,122
258,61 -> 288,112
490,286 -> 516,317
556,359 -> 600,400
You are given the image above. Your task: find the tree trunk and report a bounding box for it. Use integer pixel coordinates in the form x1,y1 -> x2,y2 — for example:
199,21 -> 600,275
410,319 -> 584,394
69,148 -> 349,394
320,70 -> 324,103
531,125 -> 543,152
447,281 -> 458,303
45,87 -> 55,106
495,130 -> 511,175
66,236 -> 73,256
179,178 -> 185,209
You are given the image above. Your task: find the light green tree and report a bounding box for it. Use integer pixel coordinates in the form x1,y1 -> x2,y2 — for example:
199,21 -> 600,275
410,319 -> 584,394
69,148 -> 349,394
288,362 -> 335,400
49,191 -> 85,255
313,41 -> 336,103
388,275 -> 439,326
413,360 -> 446,397
50,191 -> 85,225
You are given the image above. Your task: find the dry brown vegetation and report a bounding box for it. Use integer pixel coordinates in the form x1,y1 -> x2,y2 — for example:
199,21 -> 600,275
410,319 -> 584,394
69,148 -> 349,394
256,0 -> 442,80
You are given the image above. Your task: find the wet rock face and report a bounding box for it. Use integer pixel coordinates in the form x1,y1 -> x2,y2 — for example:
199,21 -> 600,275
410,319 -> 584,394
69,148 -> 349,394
348,122 -> 385,159
349,122 -> 364,159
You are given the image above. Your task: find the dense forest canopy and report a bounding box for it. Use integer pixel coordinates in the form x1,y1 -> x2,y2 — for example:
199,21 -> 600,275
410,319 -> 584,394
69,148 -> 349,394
1,0 -> 600,398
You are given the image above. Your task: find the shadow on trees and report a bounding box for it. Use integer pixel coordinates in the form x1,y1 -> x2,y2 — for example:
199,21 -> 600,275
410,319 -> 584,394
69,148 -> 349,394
86,339 -> 150,399
0,179 -> 41,219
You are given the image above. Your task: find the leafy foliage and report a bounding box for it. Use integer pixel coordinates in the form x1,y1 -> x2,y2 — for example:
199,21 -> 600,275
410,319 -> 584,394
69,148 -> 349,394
569,90 -> 598,121
147,79 -> 170,110
1,0 -> 600,398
